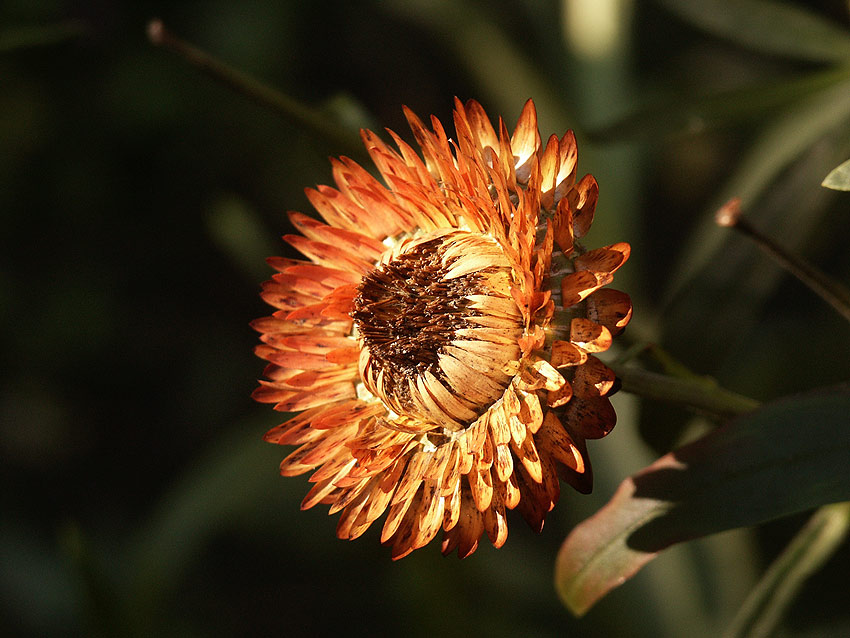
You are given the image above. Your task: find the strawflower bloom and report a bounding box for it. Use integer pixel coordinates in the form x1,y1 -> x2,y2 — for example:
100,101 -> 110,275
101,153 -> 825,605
252,99 -> 632,559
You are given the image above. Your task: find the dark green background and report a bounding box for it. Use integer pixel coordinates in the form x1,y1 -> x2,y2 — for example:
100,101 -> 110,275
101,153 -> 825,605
3,1 -> 850,636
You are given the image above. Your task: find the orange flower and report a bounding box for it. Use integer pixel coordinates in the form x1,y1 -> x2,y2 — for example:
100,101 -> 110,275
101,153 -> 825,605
252,99 -> 632,559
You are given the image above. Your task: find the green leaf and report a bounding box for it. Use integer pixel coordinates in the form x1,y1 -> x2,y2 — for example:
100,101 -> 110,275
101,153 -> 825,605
382,0 -> 575,134
664,77 -> 850,303
655,0 -> 850,63
555,385 -> 850,617
587,68 -> 850,143
725,502 -> 850,638
128,421 -> 283,620
822,158 -> 850,191
0,21 -> 89,52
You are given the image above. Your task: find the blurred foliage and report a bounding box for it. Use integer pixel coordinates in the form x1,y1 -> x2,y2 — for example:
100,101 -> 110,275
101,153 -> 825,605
1,1 -> 849,637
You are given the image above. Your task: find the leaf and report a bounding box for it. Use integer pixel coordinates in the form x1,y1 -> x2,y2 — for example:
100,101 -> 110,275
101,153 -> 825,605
0,21 -> 89,52
822,158 -> 850,191
382,0 -> 575,134
655,0 -> 850,63
587,68 -> 850,143
129,421 -> 285,618
664,77 -> 850,303
725,501 -> 850,638
555,385 -> 850,617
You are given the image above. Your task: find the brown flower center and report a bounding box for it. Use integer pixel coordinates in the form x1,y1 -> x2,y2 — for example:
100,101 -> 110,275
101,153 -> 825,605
352,231 -> 523,431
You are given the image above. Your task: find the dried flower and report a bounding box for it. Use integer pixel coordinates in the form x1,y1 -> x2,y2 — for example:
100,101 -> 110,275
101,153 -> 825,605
252,99 -> 632,559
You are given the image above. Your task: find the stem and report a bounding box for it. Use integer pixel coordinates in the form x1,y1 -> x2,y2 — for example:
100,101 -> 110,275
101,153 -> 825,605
610,364 -> 760,417
724,501 -> 850,638
146,19 -> 367,161
716,198 -> 850,323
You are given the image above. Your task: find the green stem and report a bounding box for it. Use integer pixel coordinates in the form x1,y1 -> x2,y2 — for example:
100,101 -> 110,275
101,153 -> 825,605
723,501 -> 850,638
146,19 -> 367,161
610,364 -> 760,417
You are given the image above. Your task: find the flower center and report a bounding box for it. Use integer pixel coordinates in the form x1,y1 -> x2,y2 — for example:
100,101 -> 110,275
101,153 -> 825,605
352,230 -> 524,431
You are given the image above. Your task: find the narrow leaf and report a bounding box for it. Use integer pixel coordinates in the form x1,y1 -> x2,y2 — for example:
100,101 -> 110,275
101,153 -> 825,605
555,385 -> 850,617
0,21 -> 89,52
664,77 -> 850,302
655,0 -> 850,63
588,68 -> 850,143
724,501 -> 850,638
822,158 -> 850,191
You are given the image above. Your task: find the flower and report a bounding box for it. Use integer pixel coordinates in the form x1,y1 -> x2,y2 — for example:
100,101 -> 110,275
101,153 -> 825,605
252,99 -> 632,559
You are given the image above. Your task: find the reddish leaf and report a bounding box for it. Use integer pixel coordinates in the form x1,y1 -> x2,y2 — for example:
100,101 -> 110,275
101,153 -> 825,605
556,385 -> 850,616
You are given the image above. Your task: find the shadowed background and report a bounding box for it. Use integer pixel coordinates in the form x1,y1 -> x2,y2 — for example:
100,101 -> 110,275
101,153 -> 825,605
3,1 -> 850,636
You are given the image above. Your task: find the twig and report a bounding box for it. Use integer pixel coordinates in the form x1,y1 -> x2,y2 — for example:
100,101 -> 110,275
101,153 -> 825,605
146,19 -> 366,160
716,197 -> 850,323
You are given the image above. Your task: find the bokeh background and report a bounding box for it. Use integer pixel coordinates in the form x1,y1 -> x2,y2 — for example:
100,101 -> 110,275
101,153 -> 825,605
3,1 -> 850,636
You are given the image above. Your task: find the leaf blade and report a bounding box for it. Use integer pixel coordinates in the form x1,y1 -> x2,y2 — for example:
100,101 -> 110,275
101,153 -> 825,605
556,385 -> 850,616
822,158 -> 850,191
655,0 -> 850,63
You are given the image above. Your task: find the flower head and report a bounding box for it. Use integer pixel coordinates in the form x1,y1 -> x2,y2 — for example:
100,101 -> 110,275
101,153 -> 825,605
252,99 -> 632,559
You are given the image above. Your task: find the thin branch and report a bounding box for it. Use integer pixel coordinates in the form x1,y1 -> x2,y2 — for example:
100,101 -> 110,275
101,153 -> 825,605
611,364 -> 760,417
146,19 -> 367,161
716,197 -> 850,323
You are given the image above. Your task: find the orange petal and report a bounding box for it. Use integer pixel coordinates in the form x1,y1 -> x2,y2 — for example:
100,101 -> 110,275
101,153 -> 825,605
468,465 -> 494,512
463,99 -> 500,157
301,458 -> 357,510
390,450 -> 430,506
570,174 -> 598,239
561,270 -> 610,308
518,390 -> 544,434
510,98 -> 541,184
412,481 -> 445,550
570,318 -> 613,353
574,242 -> 631,276
536,411 -> 586,474
539,134 -> 560,211
442,476 -> 462,532
483,486 -> 509,548
571,356 -> 616,399
491,438 -> 514,483
514,454 -> 559,533
263,406 -> 328,445
271,381 -> 356,412
553,196 -> 575,254
550,340 -> 588,368
310,400 -> 384,430
563,395 -> 617,440
554,130 -> 578,203
284,234 -> 374,275
587,288 -> 633,335
381,491 -> 415,544
510,430 -> 543,484
445,489 -> 484,558
546,381 -> 574,408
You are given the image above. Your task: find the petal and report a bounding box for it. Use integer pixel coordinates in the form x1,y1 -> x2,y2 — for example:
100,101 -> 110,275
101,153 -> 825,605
510,99 -> 541,184
550,340 -> 588,368
571,356 -> 616,399
570,318 -> 613,353
563,395 -> 617,440
570,174 -> 598,239
574,242 -> 631,276
536,411 -> 586,474
586,288 -> 633,335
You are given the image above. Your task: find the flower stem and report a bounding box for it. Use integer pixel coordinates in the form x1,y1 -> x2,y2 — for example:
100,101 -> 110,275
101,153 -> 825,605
716,198 -> 850,323
146,19 -> 367,161
610,364 -> 760,417
723,501 -> 850,638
